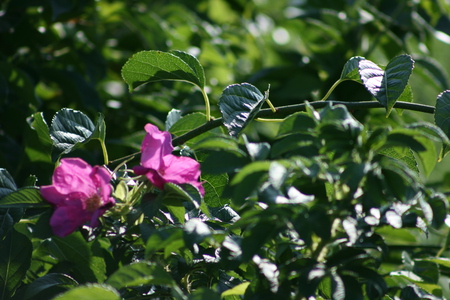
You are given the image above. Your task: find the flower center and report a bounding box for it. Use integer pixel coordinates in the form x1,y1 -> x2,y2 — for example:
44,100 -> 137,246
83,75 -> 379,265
86,193 -> 102,212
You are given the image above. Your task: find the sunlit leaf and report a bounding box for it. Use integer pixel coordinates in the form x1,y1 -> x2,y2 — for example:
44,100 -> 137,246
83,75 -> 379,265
0,187 -> 50,208
121,50 -> 205,91
52,283 -> 120,300
359,55 -> 414,116
219,83 -> 268,137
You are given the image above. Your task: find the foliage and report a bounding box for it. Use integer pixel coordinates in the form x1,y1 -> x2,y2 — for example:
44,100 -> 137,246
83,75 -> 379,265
2,1 -> 450,299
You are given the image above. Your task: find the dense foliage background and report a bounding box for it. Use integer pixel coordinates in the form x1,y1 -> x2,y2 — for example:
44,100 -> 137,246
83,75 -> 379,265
2,0 -> 450,299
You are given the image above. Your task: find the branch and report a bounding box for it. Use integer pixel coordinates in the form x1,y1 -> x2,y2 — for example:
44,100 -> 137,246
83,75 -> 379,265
172,100 -> 435,146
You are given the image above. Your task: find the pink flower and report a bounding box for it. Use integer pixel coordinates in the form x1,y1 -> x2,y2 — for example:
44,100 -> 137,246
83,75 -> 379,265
40,158 -> 115,237
133,123 -> 204,195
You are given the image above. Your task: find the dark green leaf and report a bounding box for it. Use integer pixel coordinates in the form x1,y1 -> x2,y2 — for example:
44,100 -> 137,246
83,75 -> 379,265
0,169 -> 17,198
121,50 -> 205,91
49,108 -> 96,159
413,260 -> 439,284
219,83 -> 267,137
435,90 -> 450,158
0,187 -> 50,208
0,229 -> 32,300
414,56 -> 449,90
23,273 -> 78,300
190,288 -> 221,300
427,193 -> 448,229
183,218 -> 212,245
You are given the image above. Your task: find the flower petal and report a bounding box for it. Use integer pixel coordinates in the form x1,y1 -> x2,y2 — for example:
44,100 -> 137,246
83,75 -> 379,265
91,165 -> 113,204
140,123 -> 174,170
161,155 -> 204,195
50,206 -> 90,237
49,158 -> 96,196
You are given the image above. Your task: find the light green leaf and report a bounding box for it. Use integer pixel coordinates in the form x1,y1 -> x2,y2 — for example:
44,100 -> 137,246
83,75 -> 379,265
169,112 -> 220,146
0,187 -> 50,208
340,56 -> 365,81
121,50 -> 205,91
0,229 -> 32,300
219,83 -> 267,137
221,282 -> 250,297
378,147 -> 419,174
277,112 -> 316,137
359,55 -> 414,116
29,112 -> 53,149
52,284 -> 120,300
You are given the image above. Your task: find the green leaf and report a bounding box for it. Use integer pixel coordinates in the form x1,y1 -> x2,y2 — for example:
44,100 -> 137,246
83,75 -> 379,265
106,261 -> 176,289
219,83 -> 268,137
414,56 -> 449,91
378,147 -> 419,174
190,288 -> 221,300
435,90 -> 450,159
183,218 -> 212,245
0,229 -> 32,300
169,112 -> 218,146
340,56 -> 365,81
359,55 -> 414,116
242,135 -> 270,161
29,112 -> 53,150
221,282 -> 250,297
49,232 -> 107,283
23,273 -> 78,300
0,169 -> 17,198
277,112 -> 316,137
165,108 -> 182,131
52,283 -> 120,300
202,173 -> 230,207
50,108 -> 106,161
121,50 -> 205,91
0,187 -> 51,208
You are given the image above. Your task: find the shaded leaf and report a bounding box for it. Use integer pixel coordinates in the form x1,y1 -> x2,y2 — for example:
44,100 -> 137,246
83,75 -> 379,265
0,229 -> 32,300
435,90 -> 450,159
219,83 -> 268,137
0,169 -> 17,198
340,56 -> 365,81
24,273 -> 78,299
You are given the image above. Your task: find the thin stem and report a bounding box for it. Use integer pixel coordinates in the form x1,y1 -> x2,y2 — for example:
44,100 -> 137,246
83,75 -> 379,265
265,98 -> 277,112
108,100 -> 435,166
200,88 -> 211,121
100,140 -> 109,166
255,118 -> 284,122
321,79 -> 344,101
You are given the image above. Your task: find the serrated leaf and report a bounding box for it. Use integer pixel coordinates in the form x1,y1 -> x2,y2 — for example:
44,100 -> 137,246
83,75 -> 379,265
359,55 -> 414,116
340,56 -> 365,81
106,261 -> 176,289
0,229 -> 32,300
29,112 -> 53,149
52,283 -> 120,300
435,91 -> 450,159
121,50 -> 205,91
0,187 -> 50,208
378,147 -> 419,174
219,83 -> 267,137
23,273 -> 78,299
0,169 -> 17,199
201,173 -> 230,207
50,109 -> 107,161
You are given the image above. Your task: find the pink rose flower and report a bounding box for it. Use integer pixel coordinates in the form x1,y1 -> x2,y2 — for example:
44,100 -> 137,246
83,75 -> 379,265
133,123 -> 205,195
41,158 -> 115,237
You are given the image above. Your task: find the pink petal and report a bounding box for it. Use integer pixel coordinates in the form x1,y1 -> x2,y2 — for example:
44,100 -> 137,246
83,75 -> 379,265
50,158 -> 96,196
133,165 -> 150,176
160,155 -> 204,195
140,124 -> 173,170
50,206 -> 91,237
